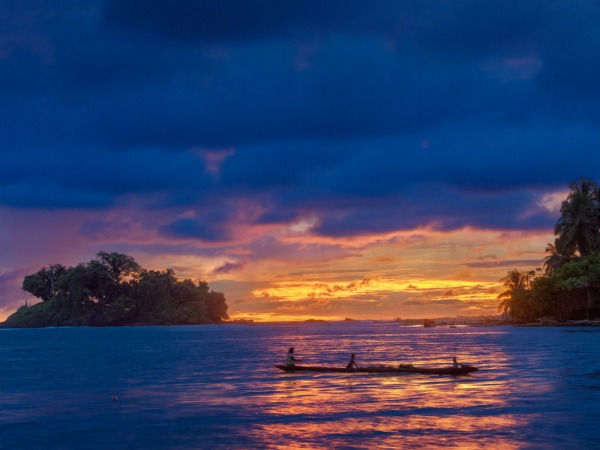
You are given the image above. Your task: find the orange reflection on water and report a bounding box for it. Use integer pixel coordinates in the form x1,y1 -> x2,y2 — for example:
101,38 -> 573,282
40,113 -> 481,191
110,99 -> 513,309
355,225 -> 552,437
250,352 -> 532,449
249,413 -> 528,449
263,375 -> 504,417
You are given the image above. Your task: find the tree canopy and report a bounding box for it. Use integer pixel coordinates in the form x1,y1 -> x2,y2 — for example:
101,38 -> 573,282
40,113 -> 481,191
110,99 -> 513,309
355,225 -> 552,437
2,252 -> 228,328
498,178 -> 600,323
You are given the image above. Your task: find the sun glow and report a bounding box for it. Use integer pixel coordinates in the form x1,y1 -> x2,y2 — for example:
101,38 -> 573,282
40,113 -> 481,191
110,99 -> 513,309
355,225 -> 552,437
215,226 -> 553,320
252,277 -> 498,302
229,312 -> 342,322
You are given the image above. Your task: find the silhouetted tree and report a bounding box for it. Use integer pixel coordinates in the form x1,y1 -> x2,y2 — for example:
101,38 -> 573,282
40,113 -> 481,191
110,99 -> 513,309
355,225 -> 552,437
544,239 -> 572,274
206,291 -> 229,321
96,251 -> 141,285
7,252 -> 228,328
554,178 -> 600,258
22,264 -> 69,301
497,269 -> 536,321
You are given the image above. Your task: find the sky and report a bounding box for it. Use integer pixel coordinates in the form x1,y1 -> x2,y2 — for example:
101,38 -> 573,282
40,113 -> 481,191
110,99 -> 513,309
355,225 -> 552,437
1,0 -> 599,322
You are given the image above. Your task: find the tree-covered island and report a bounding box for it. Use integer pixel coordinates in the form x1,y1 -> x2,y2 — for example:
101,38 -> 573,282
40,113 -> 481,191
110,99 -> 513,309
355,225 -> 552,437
498,179 -> 600,323
1,252 -> 228,328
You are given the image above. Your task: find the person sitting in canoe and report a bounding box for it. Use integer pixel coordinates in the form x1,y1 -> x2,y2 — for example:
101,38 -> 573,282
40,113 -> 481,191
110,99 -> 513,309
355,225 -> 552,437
346,353 -> 359,369
286,347 -> 302,366
453,357 -> 462,368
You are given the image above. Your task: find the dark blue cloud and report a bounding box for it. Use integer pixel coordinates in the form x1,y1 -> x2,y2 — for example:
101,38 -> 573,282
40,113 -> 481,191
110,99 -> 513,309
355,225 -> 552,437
0,148 -> 216,208
1,0 -> 600,238
101,0 -> 567,56
0,182 -> 112,209
310,186 -> 559,237
256,209 -> 299,225
102,0 -> 403,43
160,217 -> 231,242
6,1 -> 596,152
159,205 -> 240,242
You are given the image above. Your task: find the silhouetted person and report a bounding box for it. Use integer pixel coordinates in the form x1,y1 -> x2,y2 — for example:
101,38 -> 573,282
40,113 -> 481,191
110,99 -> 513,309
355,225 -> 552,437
453,357 -> 461,368
286,347 -> 302,366
346,353 -> 359,369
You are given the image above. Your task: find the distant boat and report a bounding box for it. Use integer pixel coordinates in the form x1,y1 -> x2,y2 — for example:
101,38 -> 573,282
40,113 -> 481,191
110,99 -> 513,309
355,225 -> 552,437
274,364 -> 478,376
423,319 -> 436,327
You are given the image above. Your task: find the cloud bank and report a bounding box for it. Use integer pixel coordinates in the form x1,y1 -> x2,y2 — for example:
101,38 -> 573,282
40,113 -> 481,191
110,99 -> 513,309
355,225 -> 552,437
0,1 -> 597,319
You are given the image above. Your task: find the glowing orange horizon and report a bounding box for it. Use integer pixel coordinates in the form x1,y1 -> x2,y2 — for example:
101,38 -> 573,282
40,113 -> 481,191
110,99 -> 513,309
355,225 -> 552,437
229,312 -> 346,322
0,205 -> 556,322
138,225 -> 552,321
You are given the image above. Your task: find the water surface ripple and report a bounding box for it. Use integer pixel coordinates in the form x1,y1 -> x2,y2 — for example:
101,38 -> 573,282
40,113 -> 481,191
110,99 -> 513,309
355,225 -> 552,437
1,323 -> 599,449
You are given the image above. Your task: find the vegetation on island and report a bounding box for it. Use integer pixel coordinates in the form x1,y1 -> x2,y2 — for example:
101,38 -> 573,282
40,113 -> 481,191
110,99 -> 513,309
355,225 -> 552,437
498,179 -> 600,323
2,252 -> 228,328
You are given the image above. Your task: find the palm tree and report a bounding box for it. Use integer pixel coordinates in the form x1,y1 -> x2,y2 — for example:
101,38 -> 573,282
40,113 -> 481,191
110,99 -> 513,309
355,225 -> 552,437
543,238 -> 572,273
554,179 -> 600,258
497,269 -> 535,319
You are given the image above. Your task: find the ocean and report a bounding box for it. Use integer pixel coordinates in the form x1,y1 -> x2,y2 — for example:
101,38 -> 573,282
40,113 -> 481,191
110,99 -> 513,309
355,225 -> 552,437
1,322 -> 599,449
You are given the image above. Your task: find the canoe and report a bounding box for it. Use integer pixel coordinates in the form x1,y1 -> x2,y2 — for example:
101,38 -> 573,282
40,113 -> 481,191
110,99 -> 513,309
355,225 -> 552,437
274,364 -> 478,375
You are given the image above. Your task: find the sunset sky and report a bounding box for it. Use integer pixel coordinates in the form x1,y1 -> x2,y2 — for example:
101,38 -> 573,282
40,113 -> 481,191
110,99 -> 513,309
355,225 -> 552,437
1,1 -> 599,321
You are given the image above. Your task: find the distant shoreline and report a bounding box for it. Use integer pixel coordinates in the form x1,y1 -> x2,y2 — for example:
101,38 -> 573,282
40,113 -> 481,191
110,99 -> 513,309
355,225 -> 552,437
4,316 -> 599,329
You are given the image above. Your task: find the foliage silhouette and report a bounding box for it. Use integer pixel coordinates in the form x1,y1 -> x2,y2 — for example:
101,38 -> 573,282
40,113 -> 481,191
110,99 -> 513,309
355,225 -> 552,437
499,178 -> 600,323
3,252 -> 228,328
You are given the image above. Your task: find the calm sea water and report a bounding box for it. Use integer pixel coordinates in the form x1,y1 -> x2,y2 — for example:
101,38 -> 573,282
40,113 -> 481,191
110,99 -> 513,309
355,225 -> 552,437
1,323 -> 600,449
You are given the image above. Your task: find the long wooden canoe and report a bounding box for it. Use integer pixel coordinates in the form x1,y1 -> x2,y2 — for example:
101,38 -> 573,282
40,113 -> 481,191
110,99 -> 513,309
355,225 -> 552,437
274,364 -> 478,375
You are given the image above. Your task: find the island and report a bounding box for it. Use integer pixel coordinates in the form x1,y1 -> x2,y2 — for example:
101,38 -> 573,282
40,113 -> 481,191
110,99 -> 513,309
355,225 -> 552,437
496,178 -> 600,324
1,251 -> 229,328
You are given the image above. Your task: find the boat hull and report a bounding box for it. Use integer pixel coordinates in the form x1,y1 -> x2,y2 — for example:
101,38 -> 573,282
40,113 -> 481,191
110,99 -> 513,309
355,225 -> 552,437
274,364 -> 478,375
